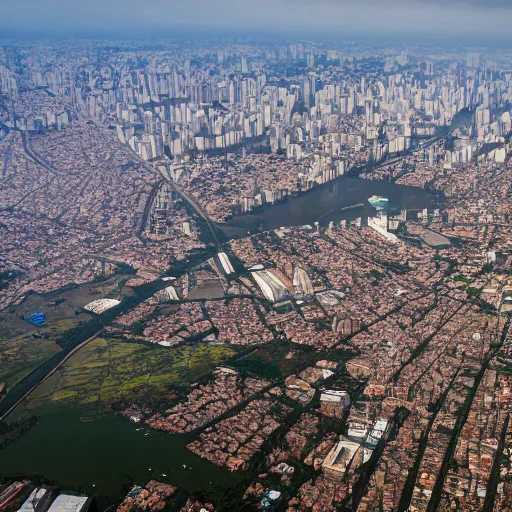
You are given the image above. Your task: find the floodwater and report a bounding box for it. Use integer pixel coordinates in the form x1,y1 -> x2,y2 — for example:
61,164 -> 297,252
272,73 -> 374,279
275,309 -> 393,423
0,405 -> 242,498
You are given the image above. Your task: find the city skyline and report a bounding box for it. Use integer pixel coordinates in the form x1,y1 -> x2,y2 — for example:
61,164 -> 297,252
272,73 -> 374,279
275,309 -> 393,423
2,6 -> 512,511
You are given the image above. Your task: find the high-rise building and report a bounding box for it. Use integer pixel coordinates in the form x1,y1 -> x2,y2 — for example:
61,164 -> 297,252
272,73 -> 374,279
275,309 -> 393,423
467,53 -> 480,69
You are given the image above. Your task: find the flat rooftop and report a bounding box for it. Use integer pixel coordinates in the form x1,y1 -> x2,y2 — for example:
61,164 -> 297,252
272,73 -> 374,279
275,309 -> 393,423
322,438 -> 361,474
47,495 -> 88,512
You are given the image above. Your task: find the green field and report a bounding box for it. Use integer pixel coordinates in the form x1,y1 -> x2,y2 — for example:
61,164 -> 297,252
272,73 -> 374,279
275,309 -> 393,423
0,273 -> 136,396
27,337 -> 236,409
0,336 -> 61,391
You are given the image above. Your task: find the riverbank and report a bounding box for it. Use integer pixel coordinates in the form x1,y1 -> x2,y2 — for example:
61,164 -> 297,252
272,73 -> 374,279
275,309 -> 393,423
217,175 -> 434,239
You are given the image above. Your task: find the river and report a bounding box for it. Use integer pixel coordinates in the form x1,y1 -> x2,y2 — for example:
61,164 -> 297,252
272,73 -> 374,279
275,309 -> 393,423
218,175 -> 436,239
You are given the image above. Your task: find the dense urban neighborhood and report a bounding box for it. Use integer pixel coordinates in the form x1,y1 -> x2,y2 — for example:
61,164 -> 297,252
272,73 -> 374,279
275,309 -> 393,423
1,33 -> 512,512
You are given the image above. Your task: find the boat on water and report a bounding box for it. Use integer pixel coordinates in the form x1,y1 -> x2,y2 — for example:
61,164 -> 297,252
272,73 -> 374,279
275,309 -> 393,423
368,195 -> 389,209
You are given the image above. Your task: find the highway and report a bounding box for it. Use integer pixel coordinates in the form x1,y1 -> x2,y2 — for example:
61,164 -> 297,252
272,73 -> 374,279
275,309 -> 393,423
92,119 -> 222,247
372,134 -> 446,172
0,329 -> 105,423
156,165 -> 221,247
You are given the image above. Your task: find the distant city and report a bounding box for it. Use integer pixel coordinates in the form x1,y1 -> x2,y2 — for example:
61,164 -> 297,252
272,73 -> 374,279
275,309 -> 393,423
0,28 -> 512,512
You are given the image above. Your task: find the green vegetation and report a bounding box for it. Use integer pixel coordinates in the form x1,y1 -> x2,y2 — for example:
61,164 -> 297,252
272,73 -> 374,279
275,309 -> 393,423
453,275 -> 472,283
370,269 -> 387,281
0,336 -> 61,390
28,337 -> 235,408
231,357 -> 281,379
0,273 -> 140,397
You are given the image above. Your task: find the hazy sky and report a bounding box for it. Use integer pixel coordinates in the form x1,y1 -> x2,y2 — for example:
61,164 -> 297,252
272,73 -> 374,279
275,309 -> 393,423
2,0 -> 512,39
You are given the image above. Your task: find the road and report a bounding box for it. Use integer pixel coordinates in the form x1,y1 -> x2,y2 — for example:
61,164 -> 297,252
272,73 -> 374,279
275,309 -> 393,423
17,129 -> 59,175
0,329 -> 104,423
91,120 -> 222,247
371,133 -> 446,176
0,120 -> 225,423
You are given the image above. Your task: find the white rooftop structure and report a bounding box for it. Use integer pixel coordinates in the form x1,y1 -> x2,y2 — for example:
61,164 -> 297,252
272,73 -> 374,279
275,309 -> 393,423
47,495 -> 88,512
154,286 -> 179,302
363,447 -> 374,464
366,419 -> 389,448
347,420 -> 369,441
18,488 -> 47,512
322,438 -> 361,479
253,270 -> 290,303
217,252 -> 235,275
320,369 -> 334,379
320,389 -> 350,408
367,214 -> 400,244
83,298 -> 120,314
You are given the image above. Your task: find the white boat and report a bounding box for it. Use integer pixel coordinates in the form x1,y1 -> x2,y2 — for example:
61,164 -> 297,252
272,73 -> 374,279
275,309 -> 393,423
368,195 -> 389,208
